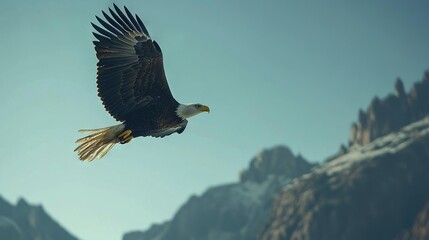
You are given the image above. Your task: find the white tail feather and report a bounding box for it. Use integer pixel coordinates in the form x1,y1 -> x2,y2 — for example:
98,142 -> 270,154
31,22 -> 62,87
75,124 -> 125,161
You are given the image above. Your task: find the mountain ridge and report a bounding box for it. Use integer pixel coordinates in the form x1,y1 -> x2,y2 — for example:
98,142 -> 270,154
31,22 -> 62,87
0,196 -> 78,240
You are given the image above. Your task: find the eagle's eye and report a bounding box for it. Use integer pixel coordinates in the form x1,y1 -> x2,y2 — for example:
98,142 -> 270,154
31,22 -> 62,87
194,104 -> 201,108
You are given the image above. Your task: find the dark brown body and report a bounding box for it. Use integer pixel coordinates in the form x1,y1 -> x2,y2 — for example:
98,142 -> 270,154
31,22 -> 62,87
124,103 -> 185,137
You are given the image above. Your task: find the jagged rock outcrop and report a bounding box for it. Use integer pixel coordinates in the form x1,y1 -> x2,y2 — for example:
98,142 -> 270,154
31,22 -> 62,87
349,71 -> 429,146
261,117 -> 429,240
0,196 -> 78,240
122,146 -> 314,240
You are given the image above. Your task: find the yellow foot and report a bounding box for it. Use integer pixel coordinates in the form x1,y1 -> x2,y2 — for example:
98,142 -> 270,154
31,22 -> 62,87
118,130 -> 133,144
123,136 -> 133,143
119,130 -> 132,139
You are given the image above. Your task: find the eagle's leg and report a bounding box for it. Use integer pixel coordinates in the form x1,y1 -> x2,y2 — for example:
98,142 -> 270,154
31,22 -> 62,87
118,130 -> 133,144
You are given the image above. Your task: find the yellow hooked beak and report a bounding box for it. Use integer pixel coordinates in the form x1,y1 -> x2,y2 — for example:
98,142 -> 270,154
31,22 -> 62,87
200,105 -> 210,113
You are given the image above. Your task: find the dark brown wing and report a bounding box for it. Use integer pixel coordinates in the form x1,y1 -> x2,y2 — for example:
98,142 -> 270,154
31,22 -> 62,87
92,4 -> 177,122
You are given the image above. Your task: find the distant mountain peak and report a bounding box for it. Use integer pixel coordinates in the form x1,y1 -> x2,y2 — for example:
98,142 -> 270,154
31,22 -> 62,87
240,145 -> 314,183
0,196 -> 78,240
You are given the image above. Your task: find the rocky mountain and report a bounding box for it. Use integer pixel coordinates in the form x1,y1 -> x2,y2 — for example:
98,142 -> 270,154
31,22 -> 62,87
349,71 -> 429,146
260,72 -> 429,240
261,116 -> 429,240
0,196 -> 78,240
123,146 -> 314,240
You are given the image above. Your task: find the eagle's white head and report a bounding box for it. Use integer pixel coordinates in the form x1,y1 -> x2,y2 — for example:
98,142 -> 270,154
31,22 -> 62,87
176,103 -> 210,119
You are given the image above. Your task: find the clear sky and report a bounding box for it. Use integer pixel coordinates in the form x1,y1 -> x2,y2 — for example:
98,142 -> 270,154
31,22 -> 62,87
0,0 -> 428,239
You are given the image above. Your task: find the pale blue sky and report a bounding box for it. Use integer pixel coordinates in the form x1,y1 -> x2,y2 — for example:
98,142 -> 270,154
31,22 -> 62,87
0,1 -> 428,239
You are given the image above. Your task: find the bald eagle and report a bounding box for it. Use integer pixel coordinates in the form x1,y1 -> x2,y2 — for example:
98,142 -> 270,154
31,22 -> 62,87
75,4 -> 210,161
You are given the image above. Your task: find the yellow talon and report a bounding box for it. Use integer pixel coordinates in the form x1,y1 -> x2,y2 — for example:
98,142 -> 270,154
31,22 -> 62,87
118,130 -> 133,144
118,130 -> 132,139
124,136 -> 133,143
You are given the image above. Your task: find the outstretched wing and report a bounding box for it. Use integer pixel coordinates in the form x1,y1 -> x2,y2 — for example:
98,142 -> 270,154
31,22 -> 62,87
92,4 -> 177,122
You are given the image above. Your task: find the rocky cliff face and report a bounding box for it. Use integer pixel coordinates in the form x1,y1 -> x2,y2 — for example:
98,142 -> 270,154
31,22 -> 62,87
123,146 -> 314,240
261,117 -> 429,240
349,71 -> 429,146
0,196 -> 78,240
